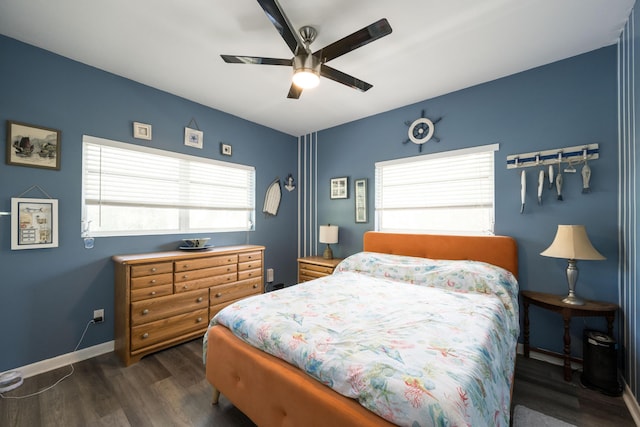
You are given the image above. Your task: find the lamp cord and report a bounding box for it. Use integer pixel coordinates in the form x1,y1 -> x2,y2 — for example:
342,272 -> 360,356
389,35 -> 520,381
0,319 -> 95,399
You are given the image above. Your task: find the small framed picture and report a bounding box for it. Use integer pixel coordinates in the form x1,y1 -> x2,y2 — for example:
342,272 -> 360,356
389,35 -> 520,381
133,122 -> 152,140
330,177 -> 348,199
354,178 -> 367,223
184,127 -> 203,149
6,120 -> 61,170
11,197 -> 59,250
221,143 -> 232,156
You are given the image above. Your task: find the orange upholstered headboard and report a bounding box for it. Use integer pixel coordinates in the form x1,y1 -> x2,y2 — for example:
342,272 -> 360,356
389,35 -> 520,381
363,231 -> 518,278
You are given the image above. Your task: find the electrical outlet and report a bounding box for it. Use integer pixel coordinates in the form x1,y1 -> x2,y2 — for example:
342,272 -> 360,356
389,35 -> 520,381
93,309 -> 104,323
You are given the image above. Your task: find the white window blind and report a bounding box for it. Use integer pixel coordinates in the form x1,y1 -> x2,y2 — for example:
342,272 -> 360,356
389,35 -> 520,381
82,136 -> 255,236
375,144 -> 497,235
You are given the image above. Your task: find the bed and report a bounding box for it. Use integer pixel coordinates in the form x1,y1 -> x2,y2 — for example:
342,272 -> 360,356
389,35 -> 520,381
204,231 -> 519,426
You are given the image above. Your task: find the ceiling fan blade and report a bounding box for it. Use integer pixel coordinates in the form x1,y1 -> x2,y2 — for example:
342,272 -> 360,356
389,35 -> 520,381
256,0 -> 302,54
287,84 -> 303,99
313,18 -> 392,63
221,55 -> 292,66
320,64 -> 372,92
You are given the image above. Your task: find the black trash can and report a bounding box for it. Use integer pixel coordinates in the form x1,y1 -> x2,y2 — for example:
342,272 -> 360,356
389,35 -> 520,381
581,330 -> 622,396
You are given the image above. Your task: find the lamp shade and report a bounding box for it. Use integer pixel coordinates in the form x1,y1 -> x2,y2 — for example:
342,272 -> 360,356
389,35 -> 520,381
319,225 -> 339,244
540,225 -> 605,260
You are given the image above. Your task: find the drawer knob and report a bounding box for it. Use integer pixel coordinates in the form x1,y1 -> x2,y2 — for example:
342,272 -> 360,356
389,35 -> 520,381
142,333 -> 149,339
182,275 -> 188,279
253,284 -> 258,289
197,317 -> 203,323
151,268 -> 157,272
197,297 -> 203,302
215,292 -> 222,298
150,291 -> 156,296
183,264 -> 189,269
150,279 -> 156,284
247,264 -> 253,268
183,285 -> 189,290
142,309 -> 149,315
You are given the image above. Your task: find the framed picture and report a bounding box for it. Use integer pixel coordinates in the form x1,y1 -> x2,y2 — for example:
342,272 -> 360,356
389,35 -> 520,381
6,120 -> 61,170
133,122 -> 152,140
220,143 -> 232,156
354,178 -> 367,223
330,177 -> 348,199
11,197 -> 59,250
184,127 -> 203,149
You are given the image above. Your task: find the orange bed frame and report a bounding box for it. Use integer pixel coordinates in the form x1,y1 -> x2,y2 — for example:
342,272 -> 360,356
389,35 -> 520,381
206,232 -> 518,426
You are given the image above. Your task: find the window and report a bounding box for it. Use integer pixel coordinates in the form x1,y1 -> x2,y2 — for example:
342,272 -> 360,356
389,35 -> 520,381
375,144 -> 497,235
82,136 -> 255,237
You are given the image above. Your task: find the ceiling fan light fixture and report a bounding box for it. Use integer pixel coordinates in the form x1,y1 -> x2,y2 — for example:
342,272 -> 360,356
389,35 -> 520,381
292,54 -> 320,89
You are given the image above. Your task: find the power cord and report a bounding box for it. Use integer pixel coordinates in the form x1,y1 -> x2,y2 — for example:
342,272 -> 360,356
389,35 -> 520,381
0,319 -> 95,399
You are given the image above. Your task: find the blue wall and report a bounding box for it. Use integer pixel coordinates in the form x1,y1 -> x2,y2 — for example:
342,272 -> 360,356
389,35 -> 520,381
0,33 -> 624,371
0,35 -> 298,371
316,46 -> 620,357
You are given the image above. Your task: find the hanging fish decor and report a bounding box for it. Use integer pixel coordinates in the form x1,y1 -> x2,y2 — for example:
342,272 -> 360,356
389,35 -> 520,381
582,160 -> 592,193
537,169 -> 545,205
520,169 -> 526,214
556,164 -> 563,201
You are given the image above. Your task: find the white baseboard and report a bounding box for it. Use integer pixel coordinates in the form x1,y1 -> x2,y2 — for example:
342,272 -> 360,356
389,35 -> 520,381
0,341 -> 114,380
517,343 -> 640,426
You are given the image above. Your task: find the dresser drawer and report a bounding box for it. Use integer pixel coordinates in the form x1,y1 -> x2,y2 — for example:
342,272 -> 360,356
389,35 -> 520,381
174,272 -> 237,293
131,308 -> 208,351
175,264 -> 237,283
238,251 -> 262,263
210,277 -> 262,305
174,255 -> 238,272
131,289 -> 208,325
131,262 -> 173,278
238,268 -> 261,281
239,258 -> 262,272
130,283 -> 173,302
131,272 -> 173,290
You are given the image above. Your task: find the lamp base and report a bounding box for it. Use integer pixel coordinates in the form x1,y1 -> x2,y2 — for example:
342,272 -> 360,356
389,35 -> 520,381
562,292 -> 585,305
323,244 -> 333,260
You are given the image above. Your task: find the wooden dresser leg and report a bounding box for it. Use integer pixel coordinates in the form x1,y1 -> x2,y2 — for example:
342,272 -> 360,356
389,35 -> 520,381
212,386 -> 220,405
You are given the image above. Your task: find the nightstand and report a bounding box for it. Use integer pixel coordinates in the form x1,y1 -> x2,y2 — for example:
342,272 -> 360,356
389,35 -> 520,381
297,256 -> 343,283
521,290 -> 618,381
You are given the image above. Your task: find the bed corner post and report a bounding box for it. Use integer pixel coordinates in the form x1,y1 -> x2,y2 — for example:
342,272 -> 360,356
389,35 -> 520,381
211,386 -> 220,405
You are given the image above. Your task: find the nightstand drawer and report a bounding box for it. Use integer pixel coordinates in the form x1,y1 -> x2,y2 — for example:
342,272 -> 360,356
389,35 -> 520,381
297,256 -> 343,283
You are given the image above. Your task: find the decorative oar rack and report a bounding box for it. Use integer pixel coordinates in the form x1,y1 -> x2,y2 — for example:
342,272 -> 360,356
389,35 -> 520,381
506,144 -> 599,169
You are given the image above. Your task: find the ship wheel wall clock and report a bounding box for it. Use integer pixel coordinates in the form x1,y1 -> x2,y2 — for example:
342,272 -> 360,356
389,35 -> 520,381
402,109 -> 442,152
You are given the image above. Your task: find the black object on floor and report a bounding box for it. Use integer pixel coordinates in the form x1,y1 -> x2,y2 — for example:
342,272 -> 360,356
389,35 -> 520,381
581,329 -> 622,396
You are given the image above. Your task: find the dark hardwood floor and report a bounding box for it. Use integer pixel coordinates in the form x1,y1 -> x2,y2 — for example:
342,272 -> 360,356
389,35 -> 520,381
1,339 -> 636,426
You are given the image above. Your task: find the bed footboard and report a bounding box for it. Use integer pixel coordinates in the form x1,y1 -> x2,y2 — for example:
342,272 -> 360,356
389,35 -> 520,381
206,325 -> 394,427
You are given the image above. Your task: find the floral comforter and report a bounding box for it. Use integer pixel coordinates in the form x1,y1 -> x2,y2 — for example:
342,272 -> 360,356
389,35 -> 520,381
204,252 -> 519,427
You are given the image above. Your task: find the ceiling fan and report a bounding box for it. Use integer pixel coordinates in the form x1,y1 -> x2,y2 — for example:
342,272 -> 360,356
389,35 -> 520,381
221,0 -> 392,99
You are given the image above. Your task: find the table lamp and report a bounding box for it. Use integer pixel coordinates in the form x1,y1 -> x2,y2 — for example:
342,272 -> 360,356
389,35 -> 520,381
319,225 -> 339,259
540,225 -> 605,305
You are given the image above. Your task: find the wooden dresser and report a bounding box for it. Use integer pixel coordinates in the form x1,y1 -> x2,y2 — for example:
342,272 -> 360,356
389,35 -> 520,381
113,245 -> 264,366
297,256 -> 343,282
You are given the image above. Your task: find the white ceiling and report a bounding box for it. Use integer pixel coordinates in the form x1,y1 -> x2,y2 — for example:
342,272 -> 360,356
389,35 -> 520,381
0,0 -> 635,136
